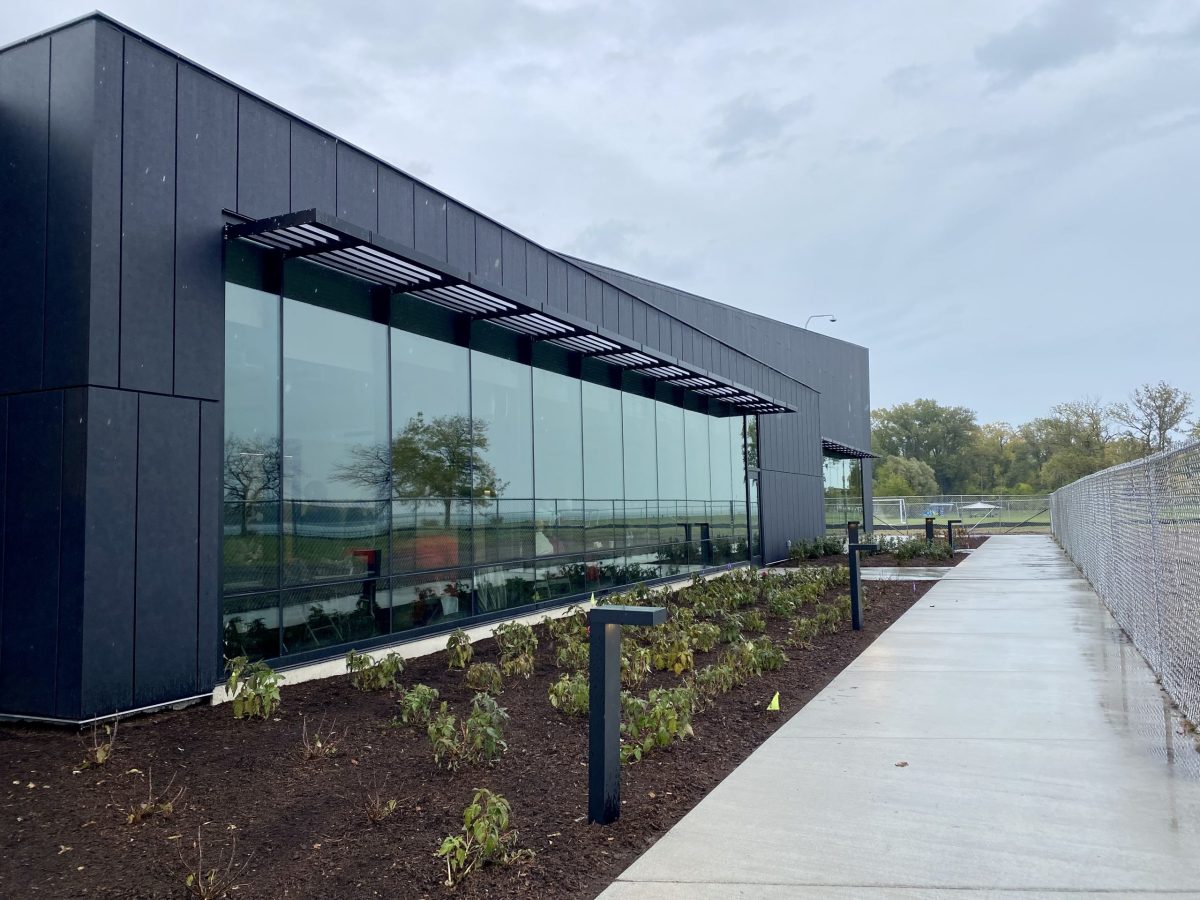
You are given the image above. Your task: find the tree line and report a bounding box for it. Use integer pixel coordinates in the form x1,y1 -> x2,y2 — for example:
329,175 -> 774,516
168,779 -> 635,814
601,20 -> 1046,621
871,381 -> 1198,497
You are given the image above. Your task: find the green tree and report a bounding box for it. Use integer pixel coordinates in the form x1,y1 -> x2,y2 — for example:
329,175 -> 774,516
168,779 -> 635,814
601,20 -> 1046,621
223,435 -> 281,535
1110,381 -> 1193,455
871,400 -> 979,493
334,413 -> 505,526
872,455 -> 939,496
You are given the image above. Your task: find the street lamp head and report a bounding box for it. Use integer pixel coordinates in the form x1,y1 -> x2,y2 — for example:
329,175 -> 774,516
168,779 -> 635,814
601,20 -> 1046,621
804,314 -> 837,329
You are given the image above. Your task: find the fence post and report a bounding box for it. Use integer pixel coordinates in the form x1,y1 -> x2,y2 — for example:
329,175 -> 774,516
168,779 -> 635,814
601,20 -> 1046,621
588,604 -> 667,825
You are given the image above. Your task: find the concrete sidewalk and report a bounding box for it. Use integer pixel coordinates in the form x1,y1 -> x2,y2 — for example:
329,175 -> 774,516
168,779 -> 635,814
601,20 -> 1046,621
600,535 -> 1200,899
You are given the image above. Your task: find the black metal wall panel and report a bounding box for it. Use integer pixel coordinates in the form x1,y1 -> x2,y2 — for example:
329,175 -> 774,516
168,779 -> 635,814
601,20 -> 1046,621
175,66 -> 237,401
475,218 -> 502,285
378,168 -> 415,248
81,388 -> 137,716
566,266 -> 585,319
290,123 -> 335,214
414,184 -> 447,262
88,23 -> 124,389
446,201 -> 476,273
335,143 -> 378,230
0,396 -> 5,682
44,24 -> 98,389
584,276 -> 602,324
525,245 -> 548,304
55,389 -> 88,719
134,394 -> 200,707
501,230 -> 527,295
236,96 -> 289,219
119,39 -> 177,395
197,400 -> 222,693
546,255 -> 568,312
0,392 -> 63,716
0,38 -> 49,395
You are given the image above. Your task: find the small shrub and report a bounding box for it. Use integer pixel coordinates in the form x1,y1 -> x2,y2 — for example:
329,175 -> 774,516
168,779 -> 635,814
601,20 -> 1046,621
766,591 -> 796,619
299,715 -> 342,760
437,788 -> 533,887
121,771 -> 185,826
544,605 -> 588,646
892,538 -> 953,562
548,672 -> 589,716
346,649 -> 404,691
446,629 -> 474,670
621,645 -> 652,688
692,664 -> 736,703
428,694 -> 510,770
786,617 -> 820,648
751,637 -> 787,672
224,656 -> 282,720
688,622 -> 721,652
717,612 -> 744,644
465,662 -> 503,695
364,776 -> 398,824
397,684 -> 440,726
814,603 -> 842,634
742,610 -> 767,633
650,632 -> 695,675
721,641 -> 760,684
78,721 -> 118,770
493,622 -> 537,679
555,638 -> 589,672
620,687 -> 697,763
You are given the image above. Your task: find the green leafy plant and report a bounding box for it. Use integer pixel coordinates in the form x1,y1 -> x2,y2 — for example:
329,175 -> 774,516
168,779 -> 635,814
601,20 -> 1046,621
620,687 -> 697,763
717,611 -> 744,644
555,638 -> 589,672
446,629 -> 474,670
346,649 -> 404,691
786,617 -> 820,648
721,640 -> 760,684
436,788 -> 533,887
650,631 -> 695,675
544,604 -> 588,646
224,656 -> 282,720
766,591 -> 796,619
465,662 -> 503,695
547,672 -> 589,716
620,645 -> 652,688
688,622 -> 721,652
742,610 -> 767,633
691,663 -> 736,703
892,538 -> 954,562
396,684 -> 440,726
427,694 -> 510,770
751,636 -> 787,672
493,622 -> 537,678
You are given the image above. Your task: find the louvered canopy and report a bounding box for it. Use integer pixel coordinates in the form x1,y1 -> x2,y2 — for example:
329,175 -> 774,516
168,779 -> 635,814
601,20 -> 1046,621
225,210 -> 794,415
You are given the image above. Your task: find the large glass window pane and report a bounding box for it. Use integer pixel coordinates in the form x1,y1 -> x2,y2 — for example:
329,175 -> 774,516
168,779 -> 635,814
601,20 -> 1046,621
534,368 -> 584,557
280,580 -> 388,656
222,592 -> 280,661
709,416 -> 734,502
657,402 -> 686,503
390,329 -> 473,573
223,283 -> 281,596
471,351 -> 534,563
382,567 -> 473,633
684,409 -> 711,504
584,381 -> 624,554
623,392 -> 657,501
282,298 -> 389,590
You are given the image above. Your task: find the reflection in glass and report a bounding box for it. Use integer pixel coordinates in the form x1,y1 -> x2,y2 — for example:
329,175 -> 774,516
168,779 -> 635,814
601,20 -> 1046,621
221,592 -> 280,661
280,579 -> 388,655
684,409 -> 711,504
224,284 -> 281,595
656,401 -> 686,504
390,329 -> 476,572
472,351 -> 534,564
282,298 -> 389,586
534,368 -> 584,557
384,568 -> 473,632
823,455 -> 865,532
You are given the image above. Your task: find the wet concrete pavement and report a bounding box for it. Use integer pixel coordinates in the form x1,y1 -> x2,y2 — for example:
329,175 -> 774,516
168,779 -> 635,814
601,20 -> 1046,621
599,535 -> 1200,899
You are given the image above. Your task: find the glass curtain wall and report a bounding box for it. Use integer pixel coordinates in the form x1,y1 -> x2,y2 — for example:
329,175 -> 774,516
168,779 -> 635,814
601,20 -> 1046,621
823,455 -> 865,532
222,250 -> 752,663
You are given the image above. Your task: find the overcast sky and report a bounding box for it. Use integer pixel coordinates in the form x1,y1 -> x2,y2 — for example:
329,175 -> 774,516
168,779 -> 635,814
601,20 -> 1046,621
6,1 -> 1199,426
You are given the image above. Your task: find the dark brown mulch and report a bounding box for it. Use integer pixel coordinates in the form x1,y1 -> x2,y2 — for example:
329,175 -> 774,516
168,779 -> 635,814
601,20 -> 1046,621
0,577 -> 932,900
782,534 -> 990,569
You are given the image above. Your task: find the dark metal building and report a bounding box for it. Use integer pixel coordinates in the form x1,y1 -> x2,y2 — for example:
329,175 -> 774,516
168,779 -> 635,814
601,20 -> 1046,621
0,14 -> 872,722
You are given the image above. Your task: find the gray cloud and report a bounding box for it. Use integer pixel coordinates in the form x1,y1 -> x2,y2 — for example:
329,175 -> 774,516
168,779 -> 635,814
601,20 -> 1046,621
706,93 -> 813,165
974,0 -> 1125,87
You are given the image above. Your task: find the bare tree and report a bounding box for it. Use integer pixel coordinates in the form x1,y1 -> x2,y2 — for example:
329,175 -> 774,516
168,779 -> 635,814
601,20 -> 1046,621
223,436 -> 281,534
1110,381 -> 1193,455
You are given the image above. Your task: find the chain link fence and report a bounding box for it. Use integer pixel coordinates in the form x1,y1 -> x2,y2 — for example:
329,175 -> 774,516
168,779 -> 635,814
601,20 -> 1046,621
1051,439 -> 1200,723
863,494 -> 1051,535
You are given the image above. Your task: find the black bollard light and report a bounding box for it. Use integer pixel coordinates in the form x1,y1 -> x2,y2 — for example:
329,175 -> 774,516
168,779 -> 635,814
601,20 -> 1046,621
847,520 -> 860,547
946,519 -> 962,552
588,603 -> 667,825
848,542 -> 878,630
924,516 -> 935,542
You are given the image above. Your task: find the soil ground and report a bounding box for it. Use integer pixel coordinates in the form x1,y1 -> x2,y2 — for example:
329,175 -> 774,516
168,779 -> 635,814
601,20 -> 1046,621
0,576 -> 932,899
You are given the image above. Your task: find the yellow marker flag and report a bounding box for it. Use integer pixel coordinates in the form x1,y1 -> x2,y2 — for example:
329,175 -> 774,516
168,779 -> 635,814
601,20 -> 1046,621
589,592 -> 596,605
767,691 -> 780,711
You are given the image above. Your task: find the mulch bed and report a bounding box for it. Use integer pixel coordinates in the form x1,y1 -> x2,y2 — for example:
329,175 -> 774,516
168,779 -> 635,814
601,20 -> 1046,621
0,576 -> 932,899
782,534 -> 989,569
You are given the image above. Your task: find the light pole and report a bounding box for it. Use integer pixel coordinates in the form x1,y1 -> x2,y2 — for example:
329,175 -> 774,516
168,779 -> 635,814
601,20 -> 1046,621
804,314 -> 837,330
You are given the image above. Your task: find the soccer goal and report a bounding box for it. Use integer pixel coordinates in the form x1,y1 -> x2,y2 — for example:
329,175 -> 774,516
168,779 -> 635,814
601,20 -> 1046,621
871,497 -> 907,529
